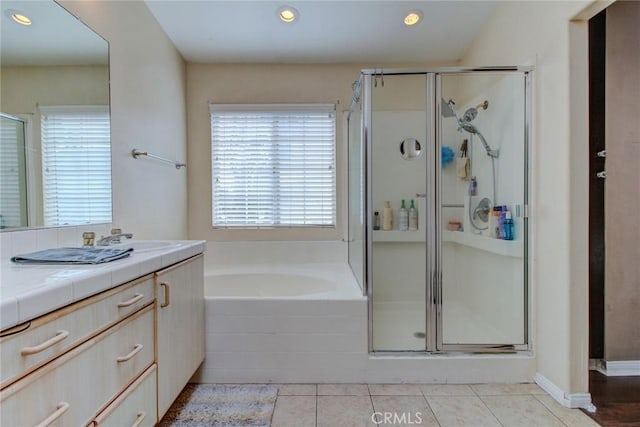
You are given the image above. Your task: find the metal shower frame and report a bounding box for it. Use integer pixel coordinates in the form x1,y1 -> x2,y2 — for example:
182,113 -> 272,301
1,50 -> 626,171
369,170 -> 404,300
349,66 -> 534,355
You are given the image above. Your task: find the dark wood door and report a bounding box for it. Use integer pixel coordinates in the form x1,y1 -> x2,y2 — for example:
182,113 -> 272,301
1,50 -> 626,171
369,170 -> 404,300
588,9 -> 606,360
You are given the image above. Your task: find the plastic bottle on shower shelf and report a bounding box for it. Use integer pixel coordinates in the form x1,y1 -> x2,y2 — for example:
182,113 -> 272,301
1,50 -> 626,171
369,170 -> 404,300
408,200 -> 418,231
373,211 -> 381,230
382,201 -> 393,231
398,200 -> 409,231
489,209 -> 500,239
504,211 -> 514,240
498,210 -> 507,239
468,176 -> 478,196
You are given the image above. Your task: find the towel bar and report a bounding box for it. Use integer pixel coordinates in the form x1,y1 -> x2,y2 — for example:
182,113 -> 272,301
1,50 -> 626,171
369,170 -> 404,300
131,149 -> 186,169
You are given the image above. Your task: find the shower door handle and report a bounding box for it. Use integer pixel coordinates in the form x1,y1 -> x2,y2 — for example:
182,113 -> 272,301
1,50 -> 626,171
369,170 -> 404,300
596,150 -> 607,158
596,171 -> 607,179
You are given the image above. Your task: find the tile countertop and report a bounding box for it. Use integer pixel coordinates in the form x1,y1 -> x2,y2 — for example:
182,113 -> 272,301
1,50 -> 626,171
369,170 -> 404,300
0,240 -> 206,331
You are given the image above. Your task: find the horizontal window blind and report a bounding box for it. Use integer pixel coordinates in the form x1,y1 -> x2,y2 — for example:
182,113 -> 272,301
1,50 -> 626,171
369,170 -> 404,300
40,106 -> 112,226
210,104 -> 336,228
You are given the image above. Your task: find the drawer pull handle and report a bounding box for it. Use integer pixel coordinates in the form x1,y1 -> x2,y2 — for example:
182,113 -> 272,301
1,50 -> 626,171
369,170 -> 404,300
21,330 -> 69,356
116,344 -> 143,363
131,411 -> 146,427
160,282 -> 170,308
117,293 -> 144,308
35,401 -> 70,427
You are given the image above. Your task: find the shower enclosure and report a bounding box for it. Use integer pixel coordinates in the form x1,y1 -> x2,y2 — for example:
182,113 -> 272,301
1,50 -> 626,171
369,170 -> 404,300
347,68 -> 532,353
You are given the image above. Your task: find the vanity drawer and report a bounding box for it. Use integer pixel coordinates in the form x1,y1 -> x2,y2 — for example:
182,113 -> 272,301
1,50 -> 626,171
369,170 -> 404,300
92,364 -> 157,427
0,305 -> 155,427
0,275 -> 154,387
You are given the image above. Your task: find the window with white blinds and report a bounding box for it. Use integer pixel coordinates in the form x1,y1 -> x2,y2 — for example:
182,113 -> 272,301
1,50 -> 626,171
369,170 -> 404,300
40,106 -> 112,226
210,104 -> 336,228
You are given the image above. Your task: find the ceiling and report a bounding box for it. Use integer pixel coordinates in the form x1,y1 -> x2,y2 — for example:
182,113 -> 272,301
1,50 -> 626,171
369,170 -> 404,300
144,1 -> 498,64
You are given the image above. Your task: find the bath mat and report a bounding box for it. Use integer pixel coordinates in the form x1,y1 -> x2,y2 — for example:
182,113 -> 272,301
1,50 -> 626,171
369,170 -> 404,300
160,384 -> 278,427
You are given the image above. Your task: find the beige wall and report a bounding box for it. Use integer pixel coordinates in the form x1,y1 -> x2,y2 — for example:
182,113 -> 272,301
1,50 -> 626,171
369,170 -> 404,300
460,0 -> 596,395
60,0 -> 188,239
186,63 -> 435,241
604,0 -> 640,361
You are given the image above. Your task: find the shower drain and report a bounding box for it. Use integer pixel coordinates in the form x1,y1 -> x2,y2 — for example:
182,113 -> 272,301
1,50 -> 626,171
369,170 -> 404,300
413,332 -> 426,339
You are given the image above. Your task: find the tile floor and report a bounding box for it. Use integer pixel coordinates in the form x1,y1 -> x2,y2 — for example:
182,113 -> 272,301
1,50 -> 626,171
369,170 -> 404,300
271,383 -> 601,426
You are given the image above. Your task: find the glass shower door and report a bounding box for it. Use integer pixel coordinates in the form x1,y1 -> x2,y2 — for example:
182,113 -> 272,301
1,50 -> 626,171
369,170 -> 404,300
369,74 -> 428,351
437,72 -> 529,349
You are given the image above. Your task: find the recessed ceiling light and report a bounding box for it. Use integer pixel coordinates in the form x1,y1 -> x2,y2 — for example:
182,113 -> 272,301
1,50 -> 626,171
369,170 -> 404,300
278,6 -> 298,23
404,10 -> 422,26
5,9 -> 32,26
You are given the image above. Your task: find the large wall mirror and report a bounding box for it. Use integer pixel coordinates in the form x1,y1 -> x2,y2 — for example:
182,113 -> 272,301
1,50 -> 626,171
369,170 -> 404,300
0,0 -> 111,230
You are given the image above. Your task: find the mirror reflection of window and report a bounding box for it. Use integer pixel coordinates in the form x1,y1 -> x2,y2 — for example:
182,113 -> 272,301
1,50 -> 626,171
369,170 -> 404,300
40,106 -> 111,226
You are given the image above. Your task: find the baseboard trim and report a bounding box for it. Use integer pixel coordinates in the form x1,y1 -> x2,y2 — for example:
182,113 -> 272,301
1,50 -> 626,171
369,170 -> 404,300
534,373 -> 596,412
595,360 -> 640,376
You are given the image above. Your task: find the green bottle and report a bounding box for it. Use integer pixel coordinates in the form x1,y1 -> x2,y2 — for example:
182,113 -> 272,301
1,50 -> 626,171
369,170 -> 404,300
399,199 -> 409,231
409,200 -> 418,231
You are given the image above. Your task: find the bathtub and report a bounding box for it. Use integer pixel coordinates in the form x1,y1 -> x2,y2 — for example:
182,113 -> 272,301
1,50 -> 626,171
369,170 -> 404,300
194,263 -> 368,383
203,263 -> 363,299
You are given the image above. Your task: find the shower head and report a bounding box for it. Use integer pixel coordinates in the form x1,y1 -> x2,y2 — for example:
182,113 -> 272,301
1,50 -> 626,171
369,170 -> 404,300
461,107 -> 478,123
460,100 -> 489,123
441,98 -> 456,118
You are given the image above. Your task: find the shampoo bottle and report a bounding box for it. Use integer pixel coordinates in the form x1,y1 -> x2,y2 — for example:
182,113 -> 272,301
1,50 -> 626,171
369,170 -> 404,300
398,200 -> 409,231
408,199 -> 418,231
504,211 -> 514,240
373,211 -> 381,230
382,201 -> 393,231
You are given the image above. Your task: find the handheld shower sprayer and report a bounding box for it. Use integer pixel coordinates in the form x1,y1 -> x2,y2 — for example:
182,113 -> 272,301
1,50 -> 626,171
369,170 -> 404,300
445,98 -> 499,159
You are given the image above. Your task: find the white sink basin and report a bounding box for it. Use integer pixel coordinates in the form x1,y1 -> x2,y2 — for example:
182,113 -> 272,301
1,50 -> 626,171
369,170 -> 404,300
110,240 -> 181,253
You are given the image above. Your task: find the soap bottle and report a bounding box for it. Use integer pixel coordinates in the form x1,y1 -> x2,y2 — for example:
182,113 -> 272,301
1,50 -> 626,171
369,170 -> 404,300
398,200 -> 409,231
489,210 -> 500,238
408,199 -> 418,231
504,211 -> 514,240
382,201 -> 393,231
498,210 -> 507,239
373,212 -> 380,230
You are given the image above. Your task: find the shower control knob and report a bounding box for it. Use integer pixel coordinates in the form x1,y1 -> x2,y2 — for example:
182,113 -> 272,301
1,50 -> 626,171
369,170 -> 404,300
596,171 -> 607,179
596,150 -> 607,158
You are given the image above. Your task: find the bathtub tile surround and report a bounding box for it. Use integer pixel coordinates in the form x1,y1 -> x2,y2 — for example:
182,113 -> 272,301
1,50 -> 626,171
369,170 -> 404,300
266,383 -> 597,427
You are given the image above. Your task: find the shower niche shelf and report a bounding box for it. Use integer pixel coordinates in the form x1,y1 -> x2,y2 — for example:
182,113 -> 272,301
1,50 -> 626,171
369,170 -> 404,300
372,231 -> 424,242
442,230 -> 523,258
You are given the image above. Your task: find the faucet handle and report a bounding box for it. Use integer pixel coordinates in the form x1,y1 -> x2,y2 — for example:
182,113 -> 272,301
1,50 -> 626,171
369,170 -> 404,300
82,232 -> 96,248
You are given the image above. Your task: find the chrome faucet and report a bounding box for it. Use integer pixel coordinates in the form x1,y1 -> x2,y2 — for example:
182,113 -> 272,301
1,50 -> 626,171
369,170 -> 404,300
97,229 -> 133,246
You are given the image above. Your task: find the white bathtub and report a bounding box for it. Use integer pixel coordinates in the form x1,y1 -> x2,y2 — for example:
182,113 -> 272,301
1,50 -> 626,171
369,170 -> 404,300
194,263 -> 368,383
203,263 -> 363,299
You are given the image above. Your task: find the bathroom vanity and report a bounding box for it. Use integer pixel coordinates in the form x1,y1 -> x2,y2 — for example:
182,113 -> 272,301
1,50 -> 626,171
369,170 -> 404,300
0,241 -> 205,426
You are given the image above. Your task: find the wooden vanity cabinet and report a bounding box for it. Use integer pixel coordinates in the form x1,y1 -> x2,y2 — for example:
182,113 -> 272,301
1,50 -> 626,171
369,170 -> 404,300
155,254 -> 205,419
0,252 -> 205,427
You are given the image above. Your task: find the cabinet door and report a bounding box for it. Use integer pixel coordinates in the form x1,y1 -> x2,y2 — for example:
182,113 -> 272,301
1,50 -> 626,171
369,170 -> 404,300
155,255 -> 204,419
